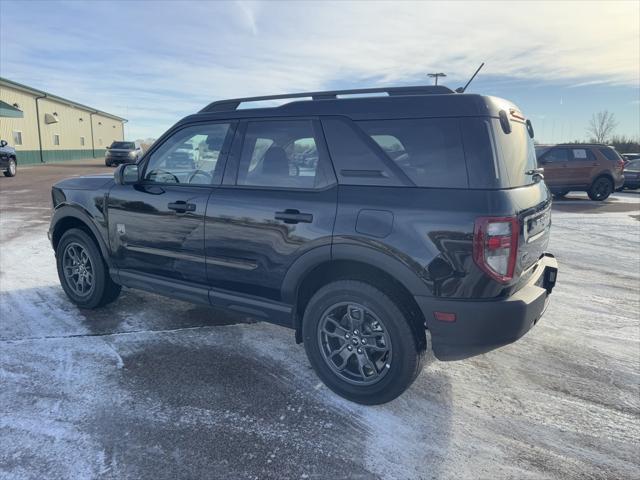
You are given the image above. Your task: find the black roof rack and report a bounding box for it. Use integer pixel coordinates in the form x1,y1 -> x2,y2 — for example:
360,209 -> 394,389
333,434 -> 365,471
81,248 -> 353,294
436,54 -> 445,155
200,85 -> 454,113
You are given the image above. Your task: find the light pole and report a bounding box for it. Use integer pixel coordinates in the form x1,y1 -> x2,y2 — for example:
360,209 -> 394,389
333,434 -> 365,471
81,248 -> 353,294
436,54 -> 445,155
427,72 -> 447,86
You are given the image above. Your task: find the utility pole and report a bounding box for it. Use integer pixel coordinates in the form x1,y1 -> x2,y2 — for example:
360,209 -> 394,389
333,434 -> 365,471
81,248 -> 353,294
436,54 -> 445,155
427,72 -> 447,86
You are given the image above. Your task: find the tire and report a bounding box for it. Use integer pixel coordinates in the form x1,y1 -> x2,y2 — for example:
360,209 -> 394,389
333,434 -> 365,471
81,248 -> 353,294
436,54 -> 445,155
552,190 -> 569,198
588,176 -> 613,201
3,158 -> 16,177
56,228 -> 121,309
302,280 -> 425,405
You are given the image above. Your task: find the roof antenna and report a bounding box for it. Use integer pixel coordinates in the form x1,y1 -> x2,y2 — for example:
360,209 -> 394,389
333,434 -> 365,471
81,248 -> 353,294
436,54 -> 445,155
456,62 -> 485,93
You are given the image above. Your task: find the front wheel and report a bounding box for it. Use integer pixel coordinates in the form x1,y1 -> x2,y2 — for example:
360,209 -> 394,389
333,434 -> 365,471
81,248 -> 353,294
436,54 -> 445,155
588,177 -> 613,201
302,280 -> 425,405
56,228 -> 121,308
3,158 -> 16,177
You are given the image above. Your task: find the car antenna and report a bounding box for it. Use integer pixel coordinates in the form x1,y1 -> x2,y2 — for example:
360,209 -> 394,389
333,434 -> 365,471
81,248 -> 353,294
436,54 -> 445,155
455,62 -> 485,93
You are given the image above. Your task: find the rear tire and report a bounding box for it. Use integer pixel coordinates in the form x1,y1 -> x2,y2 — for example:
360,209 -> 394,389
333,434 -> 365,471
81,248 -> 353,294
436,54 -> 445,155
552,190 -> 569,198
56,228 -> 121,309
302,280 -> 424,405
588,176 -> 613,201
3,158 -> 16,177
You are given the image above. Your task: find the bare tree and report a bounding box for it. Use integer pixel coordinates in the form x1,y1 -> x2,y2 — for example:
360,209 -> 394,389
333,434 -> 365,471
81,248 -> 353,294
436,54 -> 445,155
587,110 -> 618,143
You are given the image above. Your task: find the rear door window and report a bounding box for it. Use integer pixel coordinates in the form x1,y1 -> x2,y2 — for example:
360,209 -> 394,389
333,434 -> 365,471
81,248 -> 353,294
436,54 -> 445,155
570,148 -> 595,161
358,118 -> 468,188
236,120 -> 331,189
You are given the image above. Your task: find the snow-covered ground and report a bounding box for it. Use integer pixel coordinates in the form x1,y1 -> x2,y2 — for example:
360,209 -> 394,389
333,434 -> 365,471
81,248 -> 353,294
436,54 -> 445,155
1,171 -> 638,479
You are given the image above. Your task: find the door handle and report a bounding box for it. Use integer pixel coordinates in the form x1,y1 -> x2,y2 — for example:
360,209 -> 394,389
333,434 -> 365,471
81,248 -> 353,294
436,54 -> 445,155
168,201 -> 196,213
275,209 -> 313,224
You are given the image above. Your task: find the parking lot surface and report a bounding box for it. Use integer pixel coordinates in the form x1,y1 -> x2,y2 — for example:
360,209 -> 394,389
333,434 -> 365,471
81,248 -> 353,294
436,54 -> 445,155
1,160 -> 639,480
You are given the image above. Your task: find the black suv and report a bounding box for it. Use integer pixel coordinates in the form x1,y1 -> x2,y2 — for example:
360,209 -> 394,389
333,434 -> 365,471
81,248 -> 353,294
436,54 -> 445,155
49,86 -> 558,404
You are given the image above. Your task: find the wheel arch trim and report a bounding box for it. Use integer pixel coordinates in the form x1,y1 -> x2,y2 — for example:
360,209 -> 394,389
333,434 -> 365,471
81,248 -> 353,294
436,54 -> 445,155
50,204 -> 113,268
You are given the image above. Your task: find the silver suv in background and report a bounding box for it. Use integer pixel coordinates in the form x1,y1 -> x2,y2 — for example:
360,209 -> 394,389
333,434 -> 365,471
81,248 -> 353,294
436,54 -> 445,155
105,141 -> 142,167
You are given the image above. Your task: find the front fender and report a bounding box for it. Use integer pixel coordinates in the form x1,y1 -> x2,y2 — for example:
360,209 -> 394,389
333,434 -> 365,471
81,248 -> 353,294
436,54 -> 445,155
49,203 -> 112,267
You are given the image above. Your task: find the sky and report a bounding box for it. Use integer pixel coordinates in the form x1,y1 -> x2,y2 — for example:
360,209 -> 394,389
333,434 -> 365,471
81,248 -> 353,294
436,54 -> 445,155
0,0 -> 638,142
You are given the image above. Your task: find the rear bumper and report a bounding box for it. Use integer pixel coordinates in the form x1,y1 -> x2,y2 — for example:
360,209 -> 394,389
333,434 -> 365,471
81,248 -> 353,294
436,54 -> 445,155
614,175 -> 625,189
416,254 -> 558,361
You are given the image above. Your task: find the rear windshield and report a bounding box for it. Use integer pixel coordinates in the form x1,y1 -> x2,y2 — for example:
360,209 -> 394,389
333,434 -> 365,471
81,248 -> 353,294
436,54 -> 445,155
461,118 -> 537,188
357,118 -> 468,188
110,142 -> 135,149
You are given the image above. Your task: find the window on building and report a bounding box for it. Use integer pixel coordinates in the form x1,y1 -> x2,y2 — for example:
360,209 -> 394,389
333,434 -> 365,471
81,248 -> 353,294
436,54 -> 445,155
80,136 -> 85,147
53,134 -> 60,146
12,131 -> 23,146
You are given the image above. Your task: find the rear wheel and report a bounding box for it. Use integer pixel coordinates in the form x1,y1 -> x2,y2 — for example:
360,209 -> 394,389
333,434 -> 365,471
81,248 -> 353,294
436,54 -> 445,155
552,190 -> 569,198
56,228 -> 121,308
3,158 -> 16,177
588,176 -> 613,201
302,280 -> 424,405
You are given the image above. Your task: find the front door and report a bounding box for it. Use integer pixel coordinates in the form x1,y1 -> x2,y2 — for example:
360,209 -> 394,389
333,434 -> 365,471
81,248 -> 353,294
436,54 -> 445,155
539,147 -> 570,188
204,118 -> 337,301
107,121 -> 235,284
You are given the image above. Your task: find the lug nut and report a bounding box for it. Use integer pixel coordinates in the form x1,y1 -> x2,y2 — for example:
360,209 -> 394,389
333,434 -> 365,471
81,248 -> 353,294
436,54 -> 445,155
357,348 -> 363,354
353,330 -> 359,335
345,333 -> 350,339
361,338 -> 367,344
347,345 -> 353,351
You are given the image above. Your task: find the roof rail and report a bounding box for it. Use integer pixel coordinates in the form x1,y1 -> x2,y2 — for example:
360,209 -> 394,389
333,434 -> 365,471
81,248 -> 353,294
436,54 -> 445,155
200,85 -> 454,113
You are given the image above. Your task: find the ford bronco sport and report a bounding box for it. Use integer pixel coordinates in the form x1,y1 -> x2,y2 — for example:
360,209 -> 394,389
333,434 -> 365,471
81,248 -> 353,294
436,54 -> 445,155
49,86 -> 558,404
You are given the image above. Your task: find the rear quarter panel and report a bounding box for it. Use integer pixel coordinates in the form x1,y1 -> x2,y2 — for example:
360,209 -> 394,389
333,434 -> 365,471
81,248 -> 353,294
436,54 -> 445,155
333,182 -> 551,299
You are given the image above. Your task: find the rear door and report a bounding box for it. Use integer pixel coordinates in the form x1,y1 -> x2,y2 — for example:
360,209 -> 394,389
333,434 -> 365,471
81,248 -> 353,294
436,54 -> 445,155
204,118 -> 337,301
565,147 -> 597,186
107,121 -> 235,284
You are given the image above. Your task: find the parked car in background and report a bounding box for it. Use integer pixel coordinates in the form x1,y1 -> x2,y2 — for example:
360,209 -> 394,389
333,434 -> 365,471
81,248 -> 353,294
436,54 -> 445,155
105,141 -> 142,167
535,144 -> 625,200
0,139 -> 17,177
49,85 -> 558,404
622,159 -> 640,190
621,153 -> 640,165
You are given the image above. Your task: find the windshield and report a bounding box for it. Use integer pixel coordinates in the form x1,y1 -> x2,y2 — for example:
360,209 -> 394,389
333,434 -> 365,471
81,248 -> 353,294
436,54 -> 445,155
110,142 -> 135,149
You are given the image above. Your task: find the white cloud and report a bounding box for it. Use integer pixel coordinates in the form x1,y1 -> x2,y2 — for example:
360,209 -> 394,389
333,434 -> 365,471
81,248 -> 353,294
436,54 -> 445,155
1,0 -> 638,139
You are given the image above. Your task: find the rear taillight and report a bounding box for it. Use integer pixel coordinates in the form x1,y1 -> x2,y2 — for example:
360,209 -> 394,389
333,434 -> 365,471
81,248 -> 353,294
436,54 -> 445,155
473,216 -> 519,283
616,159 -> 624,171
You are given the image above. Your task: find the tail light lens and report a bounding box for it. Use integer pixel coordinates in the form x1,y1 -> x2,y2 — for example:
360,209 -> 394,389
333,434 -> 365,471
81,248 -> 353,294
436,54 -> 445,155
616,159 -> 625,171
473,216 -> 519,283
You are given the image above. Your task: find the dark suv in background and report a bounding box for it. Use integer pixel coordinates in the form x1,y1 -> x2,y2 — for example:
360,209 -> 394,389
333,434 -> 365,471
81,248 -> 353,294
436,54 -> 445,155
49,86 -> 558,404
535,144 -> 625,200
105,141 -> 142,166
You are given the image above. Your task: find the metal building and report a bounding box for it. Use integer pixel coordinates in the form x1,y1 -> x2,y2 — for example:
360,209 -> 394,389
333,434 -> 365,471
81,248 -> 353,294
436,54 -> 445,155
0,77 -> 127,165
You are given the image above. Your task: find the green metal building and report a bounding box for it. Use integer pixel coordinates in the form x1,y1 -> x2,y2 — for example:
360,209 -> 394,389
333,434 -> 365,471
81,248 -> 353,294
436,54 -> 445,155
0,77 -> 126,165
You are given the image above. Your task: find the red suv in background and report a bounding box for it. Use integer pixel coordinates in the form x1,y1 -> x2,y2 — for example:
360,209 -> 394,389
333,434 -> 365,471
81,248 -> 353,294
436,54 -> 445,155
535,144 -> 625,200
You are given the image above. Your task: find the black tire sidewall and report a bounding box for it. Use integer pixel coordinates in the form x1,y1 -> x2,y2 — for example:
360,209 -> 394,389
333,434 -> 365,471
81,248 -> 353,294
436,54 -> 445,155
302,280 -> 422,405
4,159 -> 16,177
56,229 -> 109,309
588,177 -> 613,201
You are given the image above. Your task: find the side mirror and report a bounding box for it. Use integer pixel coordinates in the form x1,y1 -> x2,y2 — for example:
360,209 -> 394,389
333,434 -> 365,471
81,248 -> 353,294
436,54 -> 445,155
114,163 -> 140,185
0,140 -> 7,147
